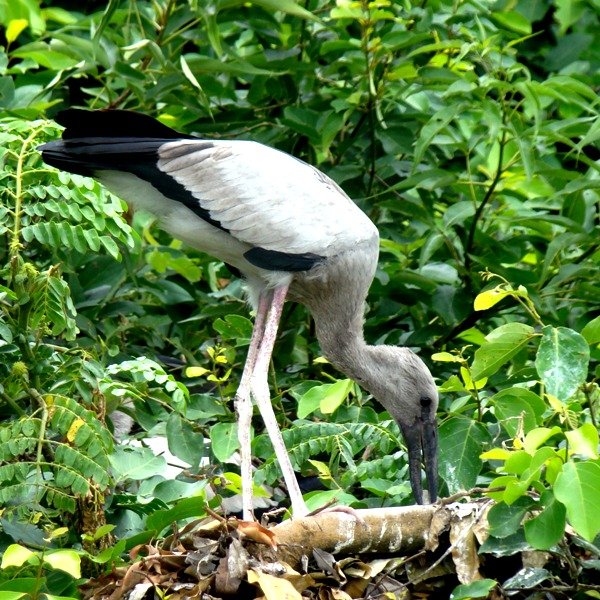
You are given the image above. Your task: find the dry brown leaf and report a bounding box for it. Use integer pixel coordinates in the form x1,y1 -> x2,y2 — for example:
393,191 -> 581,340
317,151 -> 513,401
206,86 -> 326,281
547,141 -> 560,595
108,565 -> 146,600
318,587 -> 354,599
425,505 -> 452,552
234,519 -> 278,548
214,537 -> 248,595
449,509 -> 482,584
247,568 -> 303,600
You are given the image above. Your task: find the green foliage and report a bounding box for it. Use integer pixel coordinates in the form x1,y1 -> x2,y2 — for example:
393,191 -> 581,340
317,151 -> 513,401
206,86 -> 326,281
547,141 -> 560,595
1,0 -> 600,593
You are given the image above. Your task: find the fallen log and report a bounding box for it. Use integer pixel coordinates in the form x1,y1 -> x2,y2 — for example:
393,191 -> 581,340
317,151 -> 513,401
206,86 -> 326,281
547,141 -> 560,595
269,504 -> 445,566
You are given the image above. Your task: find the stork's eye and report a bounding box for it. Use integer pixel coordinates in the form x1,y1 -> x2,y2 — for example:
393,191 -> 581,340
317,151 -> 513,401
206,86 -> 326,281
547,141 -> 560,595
420,397 -> 431,407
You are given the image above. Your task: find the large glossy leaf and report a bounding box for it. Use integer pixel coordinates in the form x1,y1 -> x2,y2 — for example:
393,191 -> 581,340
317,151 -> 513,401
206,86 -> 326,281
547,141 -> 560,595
471,323 -> 535,380
166,413 -> 204,469
535,326 -> 590,401
524,491 -> 566,550
438,416 -> 491,494
492,388 -> 546,436
210,422 -> 239,462
554,461 -> 600,541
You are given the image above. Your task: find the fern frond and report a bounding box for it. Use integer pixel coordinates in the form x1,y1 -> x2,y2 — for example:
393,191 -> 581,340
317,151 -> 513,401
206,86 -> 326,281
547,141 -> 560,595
256,420 -> 404,486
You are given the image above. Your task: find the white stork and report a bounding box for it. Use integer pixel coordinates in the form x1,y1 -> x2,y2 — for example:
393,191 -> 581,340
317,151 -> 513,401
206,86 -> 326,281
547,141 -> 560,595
39,109 -> 439,519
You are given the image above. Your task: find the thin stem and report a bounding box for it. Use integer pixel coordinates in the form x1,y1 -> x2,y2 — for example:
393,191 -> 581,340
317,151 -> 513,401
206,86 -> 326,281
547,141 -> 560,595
0,389 -> 26,416
583,384 -> 598,429
360,1 -> 377,196
464,115 -> 508,278
107,0 -> 177,109
11,128 -> 40,260
30,387 -> 49,484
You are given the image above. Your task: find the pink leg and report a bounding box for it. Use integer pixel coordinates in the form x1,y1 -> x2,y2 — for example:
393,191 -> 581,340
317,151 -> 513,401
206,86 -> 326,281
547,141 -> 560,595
249,285 -> 308,517
235,290 -> 271,521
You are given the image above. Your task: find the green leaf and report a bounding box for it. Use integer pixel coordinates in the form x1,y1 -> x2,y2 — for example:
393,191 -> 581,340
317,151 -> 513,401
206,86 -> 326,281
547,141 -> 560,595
502,568 -> 551,593
450,579 -> 497,599
565,423 -> 599,459
582,316 -> 600,345
11,49 -> 79,70
234,0 -> 320,21
438,416 -> 490,494
524,492 -> 566,550
213,314 -> 253,342
413,104 -> 464,169
554,461 -> 600,541
491,11 -> 532,35
554,0 -> 586,34
210,422 -> 239,462
492,388 -> 546,436
523,426 -> 562,454
110,446 -> 167,482
0,593 -> 28,600
471,323 -> 534,380
145,496 -> 207,535
487,497 -> 533,538
297,380 -> 352,418
43,550 -> 81,578
0,544 -> 35,569
535,326 -> 590,401
320,379 -> 353,414
6,19 -> 28,43
166,413 -> 204,468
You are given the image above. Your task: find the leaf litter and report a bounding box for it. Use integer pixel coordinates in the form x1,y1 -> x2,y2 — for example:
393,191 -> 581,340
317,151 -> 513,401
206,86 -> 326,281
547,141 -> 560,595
79,499 -> 600,599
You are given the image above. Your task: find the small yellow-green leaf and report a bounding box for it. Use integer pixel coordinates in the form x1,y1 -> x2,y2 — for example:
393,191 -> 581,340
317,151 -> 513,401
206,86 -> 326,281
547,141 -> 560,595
307,459 -> 331,480
0,592 -> 28,600
582,315 -> 600,345
0,544 -> 35,568
523,427 -> 562,454
487,475 -> 518,501
460,366 -> 487,391
504,451 -> 532,476
474,287 -> 512,311
180,55 -> 202,90
312,356 -> 330,364
43,550 -> 81,579
46,527 -> 69,540
185,366 -> 210,378
320,379 -> 353,414
6,19 -> 28,43
565,423 -> 599,459
480,448 -> 512,461
431,352 -> 463,363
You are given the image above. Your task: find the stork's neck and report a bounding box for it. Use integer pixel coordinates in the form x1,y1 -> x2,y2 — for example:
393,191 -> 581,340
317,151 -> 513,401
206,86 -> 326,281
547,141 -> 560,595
299,235 -> 381,389
311,295 -> 374,388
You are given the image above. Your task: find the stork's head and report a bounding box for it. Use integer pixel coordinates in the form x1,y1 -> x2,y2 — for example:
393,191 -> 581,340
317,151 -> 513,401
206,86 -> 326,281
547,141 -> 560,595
360,346 -> 439,504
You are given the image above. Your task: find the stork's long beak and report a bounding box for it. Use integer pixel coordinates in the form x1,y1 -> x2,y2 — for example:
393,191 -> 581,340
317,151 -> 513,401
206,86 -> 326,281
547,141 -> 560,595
400,416 -> 438,504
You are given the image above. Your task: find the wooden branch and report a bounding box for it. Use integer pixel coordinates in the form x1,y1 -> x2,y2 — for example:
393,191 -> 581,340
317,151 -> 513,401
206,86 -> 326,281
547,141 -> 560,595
266,505 -> 446,567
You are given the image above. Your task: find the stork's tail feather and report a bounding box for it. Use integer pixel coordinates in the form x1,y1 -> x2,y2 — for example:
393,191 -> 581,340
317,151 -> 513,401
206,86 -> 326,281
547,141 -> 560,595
52,108 -> 193,141
38,109 -> 196,176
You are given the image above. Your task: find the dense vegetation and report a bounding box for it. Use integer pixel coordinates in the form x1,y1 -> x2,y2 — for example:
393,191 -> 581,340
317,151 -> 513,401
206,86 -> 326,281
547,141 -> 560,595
0,0 -> 599,597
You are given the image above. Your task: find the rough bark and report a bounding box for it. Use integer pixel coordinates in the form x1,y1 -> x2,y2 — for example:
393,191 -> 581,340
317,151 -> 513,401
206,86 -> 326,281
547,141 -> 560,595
266,505 -> 445,566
